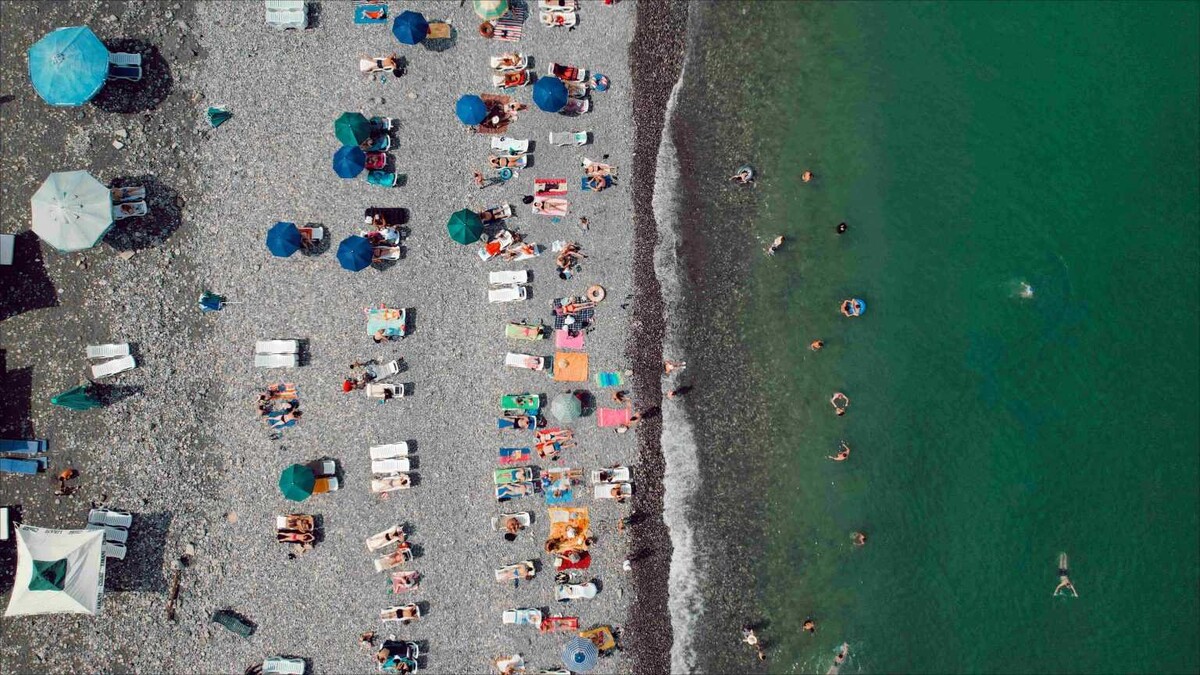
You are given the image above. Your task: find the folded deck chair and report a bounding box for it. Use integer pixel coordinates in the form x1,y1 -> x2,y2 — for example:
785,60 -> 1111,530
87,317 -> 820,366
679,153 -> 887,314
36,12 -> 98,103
86,523 -> 129,544
91,354 -> 136,379
87,343 -> 130,359
0,439 -> 47,455
104,542 -> 127,560
591,467 -> 631,483
370,443 -> 409,460
0,458 -> 39,475
594,482 -> 633,499
265,0 -> 307,29
489,270 -> 530,285
596,407 -> 632,428
372,458 -> 410,474
366,383 -> 406,399
255,353 -> 297,368
594,371 -> 625,388
88,509 -> 133,528
256,339 -> 299,354
491,512 -> 532,530
262,657 -> 306,675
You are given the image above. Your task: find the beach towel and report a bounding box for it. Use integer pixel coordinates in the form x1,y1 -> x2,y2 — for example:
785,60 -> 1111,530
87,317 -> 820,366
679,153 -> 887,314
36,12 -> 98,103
552,351 -> 588,382
494,2 -> 528,42
535,178 -> 568,195
594,371 -> 624,388
596,407 -> 631,428
366,307 -> 406,337
555,329 -> 585,350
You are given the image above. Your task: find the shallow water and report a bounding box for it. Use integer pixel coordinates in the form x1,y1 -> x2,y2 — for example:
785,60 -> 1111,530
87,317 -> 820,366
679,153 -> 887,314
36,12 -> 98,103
670,2 -> 1199,672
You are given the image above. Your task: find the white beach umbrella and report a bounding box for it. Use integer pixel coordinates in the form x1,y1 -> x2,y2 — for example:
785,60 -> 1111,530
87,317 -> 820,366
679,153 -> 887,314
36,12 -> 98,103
31,170 -> 114,252
4,525 -> 106,617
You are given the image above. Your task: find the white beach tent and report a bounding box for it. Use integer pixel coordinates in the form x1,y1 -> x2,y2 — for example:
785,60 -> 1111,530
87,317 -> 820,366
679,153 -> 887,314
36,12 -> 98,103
30,170 -> 114,253
4,525 -> 106,617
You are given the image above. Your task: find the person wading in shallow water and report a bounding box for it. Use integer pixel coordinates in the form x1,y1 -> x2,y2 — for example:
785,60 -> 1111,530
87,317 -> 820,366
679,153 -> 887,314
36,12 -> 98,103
741,625 -> 766,661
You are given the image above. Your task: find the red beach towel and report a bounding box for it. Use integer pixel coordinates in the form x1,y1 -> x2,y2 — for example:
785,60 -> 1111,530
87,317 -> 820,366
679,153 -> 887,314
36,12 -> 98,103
597,407 -> 631,428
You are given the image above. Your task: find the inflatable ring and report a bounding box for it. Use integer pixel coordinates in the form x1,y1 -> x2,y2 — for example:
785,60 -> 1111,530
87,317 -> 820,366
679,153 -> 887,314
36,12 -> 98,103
587,285 -> 606,303
479,22 -> 495,38
498,167 -> 514,181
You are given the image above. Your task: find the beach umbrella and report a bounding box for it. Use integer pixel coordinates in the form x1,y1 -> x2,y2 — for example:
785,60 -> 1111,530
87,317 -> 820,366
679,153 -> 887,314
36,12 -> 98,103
206,106 -> 233,128
279,464 -> 316,502
27,26 -> 109,107
561,637 -> 599,673
266,221 -> 302,257
392,10 -> 429,45
473,0 -> 509,21
30,170 -> 114,253
50,384 -> 102,411
533,76 -> 568,113
337,235 -> 374,271
446,209 -> 484,245
333,146 -> 367,179
334,112 -> 372,147
455,95 -> 488,125
550,393 -> 582,423
4,526 -> 105,617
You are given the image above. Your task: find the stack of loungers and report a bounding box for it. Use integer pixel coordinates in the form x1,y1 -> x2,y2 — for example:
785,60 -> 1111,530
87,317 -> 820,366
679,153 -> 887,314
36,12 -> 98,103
87,508 -> 133,560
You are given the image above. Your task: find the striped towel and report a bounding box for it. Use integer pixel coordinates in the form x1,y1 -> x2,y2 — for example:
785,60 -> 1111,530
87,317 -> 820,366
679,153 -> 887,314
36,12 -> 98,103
494,2 -> 528,42
595,372 -> 624,388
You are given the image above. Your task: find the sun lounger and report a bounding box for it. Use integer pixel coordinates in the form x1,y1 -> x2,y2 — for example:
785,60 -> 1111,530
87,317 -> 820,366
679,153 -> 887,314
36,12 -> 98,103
594,483 -> 633,500
104,542 -> 127,560
366,524 -> 405,552
499,447 -> 533,464
596,407 -> 631,428
381,604 -> 421,625
495,467 -> 534,485
427,21 -> 452,39
506,321 -> 546,341
0,233 -> 13,266
580,626 -> 618,652
354,2 -> 387,24
86,343 -> 130,359
91,354 -> 136,379
539,0 -> 578,11
366,306 -> 407,339
491,512 -> 532,530
366,383 -> 406,399
549,131 -> 589,146
541,11 -> 577,27
0,507 -> 8,541
368,170 -> 399,188
503,608 -> 543,627
562,99 -> 590,116
262,657 -> 306,675
371,474 -> 412,494
275,514 -> 313,532
308,459 -> 335,477
372,359 -> 401,379
505,353 -> 545,370
86,523 -> 129,544
390,570 -> 420,593
490,53 -> 528,71
266,0 -> 307,29
592,467 -> 631,483
255,353 -> 297,368
107,52 -> 142,81
372,458 -> 411,475
501,393 -> 541,411
582,175 -> 613,191
495,482 -> 536,502
594,371 -> 624,388
532,199 -> 569,216
88,509 -> 132,529
555,582 -> 597,601
110,186 -> 146,203
488,285 -> 528,303
374,546 -> 413,572
256,340 -> 298,354
0,458 -> 39,475
370,116 -> 397,133
492,70 -> 531,88
547,63 -> 587,83
563,80 -> 588,99
489,270 -> 530,286
312,476 -> 339,494
539,615 -> 580,633
490,154 -> 528,170
491,137 -> 530,156
0,439 -> 47,455
370,442 -> 410,460
494,561 -> 536,583
495,656 -> 525,674
497,414 -> 537,431
365,135 -> 391,152
111,201 -> 148,219
534,178 -> 568,195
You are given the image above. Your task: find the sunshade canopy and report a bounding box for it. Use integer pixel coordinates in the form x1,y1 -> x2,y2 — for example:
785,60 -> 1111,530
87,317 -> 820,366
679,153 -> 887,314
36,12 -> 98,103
337,235 -> 374,271
28,26 -> 109,107
266,221 -> 302,257
279,464 -> 316,501
392,10 -> 429,45
455,95 -> 488,125
550,393 -> 582,422
334,112 -> 372,147
333,146 -> 367,178
50,384 -> 103,411
447,209 -> 484,245
31,170 -> 114,252
5,526 -> 105,617
533,76 -> 568,112
473,0 -> 510,21
562,636 -> 599,673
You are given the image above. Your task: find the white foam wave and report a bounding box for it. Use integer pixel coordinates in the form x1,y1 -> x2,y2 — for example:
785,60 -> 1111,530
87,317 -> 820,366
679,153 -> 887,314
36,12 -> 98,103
652,57 -> 705,675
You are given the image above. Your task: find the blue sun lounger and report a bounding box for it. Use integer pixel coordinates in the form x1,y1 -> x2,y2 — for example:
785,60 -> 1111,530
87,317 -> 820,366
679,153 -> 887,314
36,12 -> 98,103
0,458 -> 40,475
0,439 -> 47,456
355,3 -> 388,24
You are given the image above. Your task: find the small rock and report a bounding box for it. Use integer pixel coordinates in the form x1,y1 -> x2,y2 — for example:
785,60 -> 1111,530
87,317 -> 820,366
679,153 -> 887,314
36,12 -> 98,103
407,91 -> 417,100
115,129 -> 128,139
112,140 -> 125,150
118,250 -> 136,261
225,511 -> 238,524
183,543 -> 196,557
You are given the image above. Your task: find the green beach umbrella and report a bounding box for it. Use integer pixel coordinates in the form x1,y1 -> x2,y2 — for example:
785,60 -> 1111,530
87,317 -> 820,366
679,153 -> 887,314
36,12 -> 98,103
474,0 -> 509,21
279,464 -> 316,502
50,384 -> 102,411
447,209 -> 484,245
549,393 -> 582,423
334,112 -> 372,147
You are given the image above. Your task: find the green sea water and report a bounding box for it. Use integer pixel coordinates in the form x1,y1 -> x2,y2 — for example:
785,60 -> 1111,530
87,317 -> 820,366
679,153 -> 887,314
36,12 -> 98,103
673,2 -> 1199,673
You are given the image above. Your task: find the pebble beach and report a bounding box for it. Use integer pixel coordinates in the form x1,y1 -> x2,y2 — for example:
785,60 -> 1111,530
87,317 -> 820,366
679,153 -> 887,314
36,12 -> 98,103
0,1 -> 680,673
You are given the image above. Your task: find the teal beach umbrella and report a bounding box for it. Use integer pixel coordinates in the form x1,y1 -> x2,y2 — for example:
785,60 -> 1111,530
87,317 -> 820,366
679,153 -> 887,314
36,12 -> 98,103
279,464 -> 316,501
334,112 -> 372,147
27,26 -> 109,106
447,209 -> 484,245
51,384 -> 103,411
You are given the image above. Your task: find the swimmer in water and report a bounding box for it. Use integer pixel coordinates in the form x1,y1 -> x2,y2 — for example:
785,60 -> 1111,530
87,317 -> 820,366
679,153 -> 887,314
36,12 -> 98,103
851,531 -> 867,546
831,392 -> 849,416
1019,282 -> 1034,298
765,235 -> 784,256
1053,552 -> 1078,597
802,170 -> 814,183
810,340 -> 824,351
827,441 -> 850,461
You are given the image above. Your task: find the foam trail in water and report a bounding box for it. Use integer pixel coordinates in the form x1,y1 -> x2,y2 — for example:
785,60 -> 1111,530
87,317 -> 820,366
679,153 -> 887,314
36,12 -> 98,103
652,58 -> 704,675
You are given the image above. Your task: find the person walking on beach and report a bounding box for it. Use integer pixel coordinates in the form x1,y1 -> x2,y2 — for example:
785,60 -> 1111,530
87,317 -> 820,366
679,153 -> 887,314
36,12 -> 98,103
666,386 -> 691,400
810,340 -> 824,351
828,441 -> 850,461
1054,552 -> 1079,597
664,359 -> 686,374
741,625 -> 766,661
831,392 -> 850,416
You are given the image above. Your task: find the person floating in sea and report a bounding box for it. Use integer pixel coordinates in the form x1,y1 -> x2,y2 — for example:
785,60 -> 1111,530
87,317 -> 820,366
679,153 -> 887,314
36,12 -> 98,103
828,441 -> 850,461
803,618 -> 817,634
802,170 -> 815,183
730,165 -> 755,185
828,643 -> 850,675
1054,552 -> 1079,597
831,392 -> 850,416
810,340 -> 824,351
837,222 -> 848,235
741,625 -> 766,661
851,531 -> 867,546
765,235 -> 784,256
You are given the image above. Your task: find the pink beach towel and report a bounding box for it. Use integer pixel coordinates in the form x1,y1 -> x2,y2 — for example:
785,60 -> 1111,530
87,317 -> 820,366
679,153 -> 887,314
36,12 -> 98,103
597,407 -> 631,428
555,329 -> 585,350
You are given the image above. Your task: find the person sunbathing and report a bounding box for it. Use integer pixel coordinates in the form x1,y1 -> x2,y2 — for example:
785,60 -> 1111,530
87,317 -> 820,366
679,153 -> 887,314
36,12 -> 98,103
375,474 -> 411,491
585,175 -> 610,192
497,482 -> 533,501
610,485 -> 627,503
489,155 -> 525,169
532,197 -> 569,216
494,52 -> 523,68
479,206 -> 508,223
502,517 -> 524,541
500,243 -> 536,261
382,605 -> 420,623
583,159 -> 617,176
270,409 -> 302,428
380,546 -> 411,567
279,515 -> 313,532
276,531 -> 314,543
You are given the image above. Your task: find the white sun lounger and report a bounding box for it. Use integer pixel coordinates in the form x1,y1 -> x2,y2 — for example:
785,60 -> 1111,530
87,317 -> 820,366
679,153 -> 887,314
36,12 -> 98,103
494,561 -> 536,583
490,136 -> 530,155
111,201 -> 148,219
372,458 -> 411,474
265,0 -> 308,30
366,524 -> 405,552
370,442 -> 410,460
374,359 -> 401,378
491,512 -> 532,530
594,482 -> 633,499
591,467 -> 631,483
255,353 -> 297,369
505,352 -> 545,370
366,383 -> 406,399
562,98 -> 590,115
554,582 -> 597,601
502,608 -> 543,626
490,54 -> 527,71
262,657 -> 306,675
88,509 -> 133,529
86,524 -> 129,544
371,474 -> 412,494
104,542 -> 127,560
311,460 -> 336,477
549,131 -> 589,146
86,343 -> 130,359
91,354 -> 136,379
374,548 -> 413,572
256,340 -> 298,354
541,10 -> 577,27
489,285 -> 528,303
489,270 -> 530,285
0,234 -> 13,266
380,604 -> 421,625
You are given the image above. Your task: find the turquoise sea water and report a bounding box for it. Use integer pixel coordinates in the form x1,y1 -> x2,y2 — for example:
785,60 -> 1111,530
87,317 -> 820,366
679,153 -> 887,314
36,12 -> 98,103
671,2 -> 1199,673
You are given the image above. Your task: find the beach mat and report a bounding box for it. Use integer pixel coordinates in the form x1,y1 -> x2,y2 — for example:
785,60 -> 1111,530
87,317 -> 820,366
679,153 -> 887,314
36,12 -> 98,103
555,329 -> 584,350
594,372 -> 624,388
596,407 -> 631,428
552,351 -> 588,382
494,2 -> 528,42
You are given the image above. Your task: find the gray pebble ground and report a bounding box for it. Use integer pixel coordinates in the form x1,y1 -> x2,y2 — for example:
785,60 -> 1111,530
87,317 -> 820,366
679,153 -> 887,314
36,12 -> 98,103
0,1 -> 645,673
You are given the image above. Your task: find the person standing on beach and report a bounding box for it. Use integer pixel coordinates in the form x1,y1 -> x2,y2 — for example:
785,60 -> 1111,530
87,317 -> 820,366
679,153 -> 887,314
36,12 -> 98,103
664,359 -> 686,374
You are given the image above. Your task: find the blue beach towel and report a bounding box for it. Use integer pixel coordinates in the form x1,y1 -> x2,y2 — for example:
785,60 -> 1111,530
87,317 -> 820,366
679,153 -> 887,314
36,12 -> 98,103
355,4 -> 388,24
595,372 -> 624,388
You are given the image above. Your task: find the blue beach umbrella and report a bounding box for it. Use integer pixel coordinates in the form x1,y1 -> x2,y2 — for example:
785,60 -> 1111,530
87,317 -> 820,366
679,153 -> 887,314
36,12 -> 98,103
28,26 -> 109,107
533,76 -> 568,113
455,95 -> 488,125
337,235 -> 374,271
333,146 -> 367,179
266,221 -> 303,257
561,636 -> 599,673
392,10 -> 429,45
